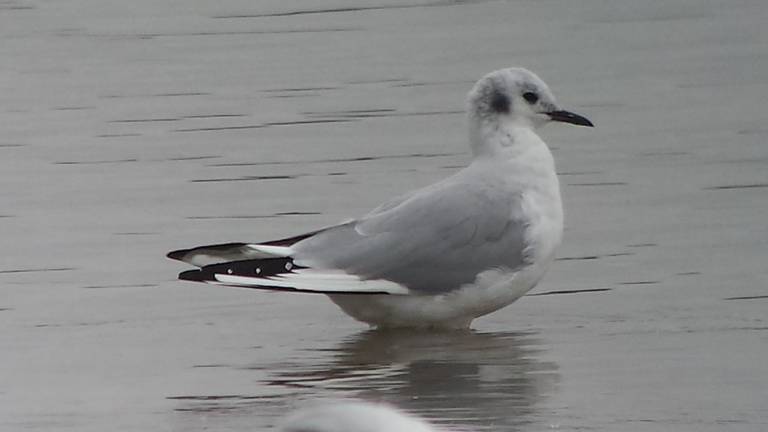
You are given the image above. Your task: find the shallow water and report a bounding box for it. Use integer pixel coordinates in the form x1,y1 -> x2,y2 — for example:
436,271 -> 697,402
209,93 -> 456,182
2,0 -> 767,431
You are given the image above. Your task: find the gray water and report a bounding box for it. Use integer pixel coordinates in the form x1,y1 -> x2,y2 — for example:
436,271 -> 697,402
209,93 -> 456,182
1,0 -> 767,431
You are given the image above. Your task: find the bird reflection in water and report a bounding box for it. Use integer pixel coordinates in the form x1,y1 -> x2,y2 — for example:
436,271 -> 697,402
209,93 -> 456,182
264,330 -> 559,430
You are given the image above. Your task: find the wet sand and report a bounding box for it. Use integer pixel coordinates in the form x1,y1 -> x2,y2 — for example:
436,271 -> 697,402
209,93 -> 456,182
1,0 -> 767,431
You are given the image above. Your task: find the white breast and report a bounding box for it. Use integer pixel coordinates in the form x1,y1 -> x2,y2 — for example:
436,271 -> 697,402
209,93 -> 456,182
502,127 -> 564,265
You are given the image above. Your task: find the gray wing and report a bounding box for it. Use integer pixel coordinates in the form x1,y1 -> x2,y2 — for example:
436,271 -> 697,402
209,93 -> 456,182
292,174 -> 531,294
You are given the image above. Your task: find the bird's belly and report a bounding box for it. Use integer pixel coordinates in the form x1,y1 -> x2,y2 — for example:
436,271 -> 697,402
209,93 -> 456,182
327,258 -> 555,329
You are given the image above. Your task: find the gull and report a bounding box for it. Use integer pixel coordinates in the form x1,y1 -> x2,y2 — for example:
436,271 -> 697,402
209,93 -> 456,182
279,401 -> 439,432
167,67 -> 593,329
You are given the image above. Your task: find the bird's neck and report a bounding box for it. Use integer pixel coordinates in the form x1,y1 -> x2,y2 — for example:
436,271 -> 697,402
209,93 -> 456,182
469,117 -> 544,160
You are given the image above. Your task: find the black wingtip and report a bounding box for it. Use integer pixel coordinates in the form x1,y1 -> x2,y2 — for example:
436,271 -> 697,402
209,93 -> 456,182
167,248 -> 189,261
179,269 -> 209,282
176,257 -> 305,285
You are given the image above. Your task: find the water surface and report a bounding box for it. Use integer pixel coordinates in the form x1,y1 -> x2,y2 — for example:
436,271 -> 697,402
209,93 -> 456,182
1,0 -> 767,431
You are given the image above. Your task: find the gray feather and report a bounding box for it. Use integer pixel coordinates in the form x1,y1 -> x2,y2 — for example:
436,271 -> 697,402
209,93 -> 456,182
292,166 -> 530,294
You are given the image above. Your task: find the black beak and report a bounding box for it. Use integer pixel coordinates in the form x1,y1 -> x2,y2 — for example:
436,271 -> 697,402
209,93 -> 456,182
547,110 -> 594,127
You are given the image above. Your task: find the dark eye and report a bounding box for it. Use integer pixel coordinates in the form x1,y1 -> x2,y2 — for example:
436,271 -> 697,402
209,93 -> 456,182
522,92 -> 539,104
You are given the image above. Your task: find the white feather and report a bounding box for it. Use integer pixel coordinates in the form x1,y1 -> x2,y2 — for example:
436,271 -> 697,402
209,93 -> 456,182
280,401 -> 439,432
213,270 -> 409,295
246,244 -> 293,257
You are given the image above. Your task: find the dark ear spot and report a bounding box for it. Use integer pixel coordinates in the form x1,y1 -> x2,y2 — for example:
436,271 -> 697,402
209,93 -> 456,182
490,91 -> 510,114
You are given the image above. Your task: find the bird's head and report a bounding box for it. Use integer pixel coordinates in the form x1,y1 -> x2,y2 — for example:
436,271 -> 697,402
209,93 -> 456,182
467,67 -> 593,130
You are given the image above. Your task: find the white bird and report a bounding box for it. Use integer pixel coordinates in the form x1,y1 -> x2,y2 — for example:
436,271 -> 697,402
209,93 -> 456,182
167,67 -> 593,329
278,401 -> 439,432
